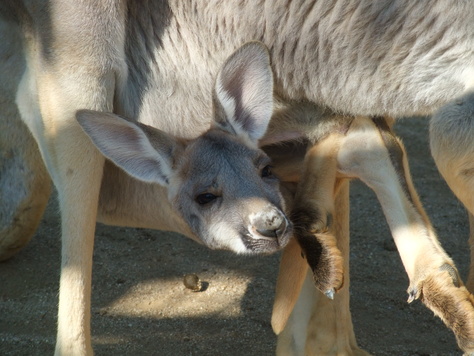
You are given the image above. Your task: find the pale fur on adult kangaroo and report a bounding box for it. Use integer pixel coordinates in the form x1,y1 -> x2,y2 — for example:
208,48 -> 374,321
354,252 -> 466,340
2,0 -> 474,355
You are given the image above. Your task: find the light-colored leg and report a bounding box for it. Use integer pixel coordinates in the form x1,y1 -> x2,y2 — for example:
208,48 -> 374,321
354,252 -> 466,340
339,117 -> 474,353
272,237 -> 309,336
272,133 -> 346,337
291,134 -> 345,296
16,3 -> 125,354
430,92 -> 474,294
305,181 -> 368,356
53,129 -> 104,356
44,89 -> 107,356
19,69 -> 107,356
276,269 -> 317,356
276,182 -> 368,356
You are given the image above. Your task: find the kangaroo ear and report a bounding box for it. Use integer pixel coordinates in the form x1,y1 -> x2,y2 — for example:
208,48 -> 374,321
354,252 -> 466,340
213,41 -> 274,143
76,110 -> 181,186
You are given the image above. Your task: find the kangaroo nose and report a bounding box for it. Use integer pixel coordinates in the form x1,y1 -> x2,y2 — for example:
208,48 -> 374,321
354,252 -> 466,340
255,212 -> 287,239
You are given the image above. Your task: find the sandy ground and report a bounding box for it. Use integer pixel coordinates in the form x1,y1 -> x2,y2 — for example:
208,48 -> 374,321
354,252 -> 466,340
0,117 -> 470,355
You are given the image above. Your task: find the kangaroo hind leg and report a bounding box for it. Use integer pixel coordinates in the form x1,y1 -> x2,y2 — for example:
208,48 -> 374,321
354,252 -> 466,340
291,132 -> 346,298
340,116 -> 474,354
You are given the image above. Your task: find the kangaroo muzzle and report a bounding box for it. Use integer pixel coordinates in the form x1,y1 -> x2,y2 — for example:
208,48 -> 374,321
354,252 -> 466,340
251,207 -> 291,247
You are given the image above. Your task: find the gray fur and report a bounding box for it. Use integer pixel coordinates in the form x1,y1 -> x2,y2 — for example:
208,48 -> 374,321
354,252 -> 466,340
117,1 -> 474,131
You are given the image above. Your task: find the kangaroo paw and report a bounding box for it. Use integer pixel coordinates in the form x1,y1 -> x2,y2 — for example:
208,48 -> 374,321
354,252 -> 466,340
408,263 -> 474,354
296,231 -> 344,297
291,205 -> 343,296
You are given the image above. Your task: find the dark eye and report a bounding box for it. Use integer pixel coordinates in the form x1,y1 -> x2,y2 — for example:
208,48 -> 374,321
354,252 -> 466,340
195,193 -> 218,205
261,165 -> 273,178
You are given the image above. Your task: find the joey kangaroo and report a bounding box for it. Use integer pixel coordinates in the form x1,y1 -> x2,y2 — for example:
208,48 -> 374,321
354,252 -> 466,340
2,1 -> 474,355
75,42 -> 293,255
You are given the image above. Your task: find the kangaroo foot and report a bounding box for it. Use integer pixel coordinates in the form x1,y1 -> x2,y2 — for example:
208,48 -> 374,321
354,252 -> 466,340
408,262 -> 474,354
291,206 -> 344,297
297,231 -> 344,298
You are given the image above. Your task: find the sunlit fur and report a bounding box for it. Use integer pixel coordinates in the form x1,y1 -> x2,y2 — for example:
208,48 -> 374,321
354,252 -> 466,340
2,1 -> 474,355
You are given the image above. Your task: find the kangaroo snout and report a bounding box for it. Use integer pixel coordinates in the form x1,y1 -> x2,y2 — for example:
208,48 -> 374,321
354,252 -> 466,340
256,213 -> 287,238
251,208 -> 292,247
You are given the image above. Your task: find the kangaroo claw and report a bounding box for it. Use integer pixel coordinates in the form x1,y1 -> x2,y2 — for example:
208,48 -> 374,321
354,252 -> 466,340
325,288 -> 335,300
407,263 -> 462,304
407,288 -> 418,304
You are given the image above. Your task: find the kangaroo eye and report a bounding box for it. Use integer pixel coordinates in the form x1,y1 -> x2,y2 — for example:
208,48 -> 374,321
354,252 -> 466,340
261,165 -> 273,178
195,193 -> 218,205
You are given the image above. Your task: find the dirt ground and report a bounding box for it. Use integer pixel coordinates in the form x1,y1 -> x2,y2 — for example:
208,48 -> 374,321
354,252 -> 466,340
0,117 -> 470,356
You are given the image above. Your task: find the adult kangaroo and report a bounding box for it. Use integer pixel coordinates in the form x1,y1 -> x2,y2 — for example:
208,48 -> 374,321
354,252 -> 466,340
1,1 -> 474,355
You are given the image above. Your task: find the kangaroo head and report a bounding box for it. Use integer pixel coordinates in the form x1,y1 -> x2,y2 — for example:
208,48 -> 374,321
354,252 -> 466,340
76,42 -> 292,254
